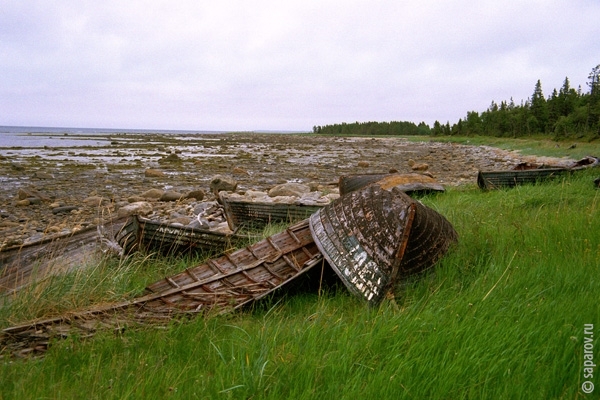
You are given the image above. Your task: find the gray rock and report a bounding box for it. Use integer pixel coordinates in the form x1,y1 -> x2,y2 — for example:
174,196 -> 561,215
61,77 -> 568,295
187,219 -> 209,229
52,205 -> 79,215
127,196 -> 146,203
27,197 -> 42,205
117,201 -> 153,218
185,189 -> 205,201
82,196 -> 109,206
144,169 -> 165,178
193,201 -> 216,215
10,162 -> 24,171
169,216 -> 192,225
17,188 -> 48,201
33,171 -> 55,179
141,189 -> 164,199
159,153 -> 181,163
160,191 -> 184,202
268,182 -> 310,198
210,175 -> 237,194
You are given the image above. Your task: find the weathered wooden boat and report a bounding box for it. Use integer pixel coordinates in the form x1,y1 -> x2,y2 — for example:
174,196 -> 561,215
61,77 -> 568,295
339,173 -> 445,196
115,215 -> 249,256
220,195 -> 323,230
0,218 -> 128,293
309,183 -> 458,305
477,156 -> 599,190
1,219 -> 323,357
477,167 -> 569,189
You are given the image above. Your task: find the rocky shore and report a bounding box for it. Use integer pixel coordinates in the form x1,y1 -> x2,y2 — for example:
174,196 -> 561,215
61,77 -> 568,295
0,133 -> 575,249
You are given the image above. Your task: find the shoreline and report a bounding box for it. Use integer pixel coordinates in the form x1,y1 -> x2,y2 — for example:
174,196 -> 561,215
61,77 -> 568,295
0,133 -> 575,249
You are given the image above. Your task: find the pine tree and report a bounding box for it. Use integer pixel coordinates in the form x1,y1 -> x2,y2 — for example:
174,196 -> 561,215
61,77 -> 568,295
587,64 -> 600,135
530,80 -> 549,134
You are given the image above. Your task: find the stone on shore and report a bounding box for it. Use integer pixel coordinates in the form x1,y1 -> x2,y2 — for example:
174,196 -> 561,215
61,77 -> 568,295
141,189 -> 165,199
210,175 -> 237,194
17,188 -> 49,201
117,201 -> 153,218
144,169 -> 165,178
408,159 -> 429,172
160,191 -> 185,202
82,196 -> 110,206
268,182 -> 310,198
52,205 -> 79,215
232,167 -> 250,175
159,153 -> 181,163
185,189 -> 205,201
33,171 -> 55,180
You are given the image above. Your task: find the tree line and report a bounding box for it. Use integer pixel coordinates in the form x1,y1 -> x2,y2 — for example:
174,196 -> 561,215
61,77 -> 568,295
313,120 -> 431,136
313,63 -> 600,140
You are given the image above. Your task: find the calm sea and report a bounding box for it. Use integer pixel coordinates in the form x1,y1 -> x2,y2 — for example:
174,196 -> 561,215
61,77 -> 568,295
0,125 -> 226,148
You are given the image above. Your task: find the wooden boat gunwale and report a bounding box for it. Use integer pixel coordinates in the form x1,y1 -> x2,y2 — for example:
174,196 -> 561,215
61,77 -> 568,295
220,194 -> 323,230
115,215 -> 248,255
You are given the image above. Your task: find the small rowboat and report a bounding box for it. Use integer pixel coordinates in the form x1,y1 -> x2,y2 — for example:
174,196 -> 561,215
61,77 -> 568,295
309,183 -> 458,305
0,218 -> 128,293
477,167 -> 569,190
477,156 -> 599,190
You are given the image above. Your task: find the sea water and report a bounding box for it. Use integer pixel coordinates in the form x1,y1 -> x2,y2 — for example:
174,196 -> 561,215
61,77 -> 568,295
0,125 -> 224,148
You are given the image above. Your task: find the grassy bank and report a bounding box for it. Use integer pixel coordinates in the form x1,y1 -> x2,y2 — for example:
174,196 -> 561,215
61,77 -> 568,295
1,152 -> 599,399
407,134 -> 600,160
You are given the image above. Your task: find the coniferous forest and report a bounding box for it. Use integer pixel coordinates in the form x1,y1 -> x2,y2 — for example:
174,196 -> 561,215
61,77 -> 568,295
314,63 -> 600,140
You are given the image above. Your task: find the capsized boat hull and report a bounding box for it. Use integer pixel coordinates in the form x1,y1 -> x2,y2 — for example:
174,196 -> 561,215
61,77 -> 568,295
310,184 -> 457,305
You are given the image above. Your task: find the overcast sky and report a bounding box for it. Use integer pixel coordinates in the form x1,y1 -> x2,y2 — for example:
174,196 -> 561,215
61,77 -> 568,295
1,1 -> 599,132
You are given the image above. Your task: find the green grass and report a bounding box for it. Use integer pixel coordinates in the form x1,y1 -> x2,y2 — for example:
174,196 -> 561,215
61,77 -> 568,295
406,134 -> 600,160
1,155 -> 600,398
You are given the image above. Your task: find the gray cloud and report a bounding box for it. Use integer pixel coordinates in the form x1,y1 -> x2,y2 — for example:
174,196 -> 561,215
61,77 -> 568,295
1,0 -> 599,131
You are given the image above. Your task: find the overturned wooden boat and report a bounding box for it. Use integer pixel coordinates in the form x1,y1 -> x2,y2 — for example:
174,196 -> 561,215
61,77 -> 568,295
220,195 -> 322,230
477,156 -> 599,190
115,215 -> 248,256
1,219 -> 323,357
339,173 -> 445,196
309,183 -> 458,305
